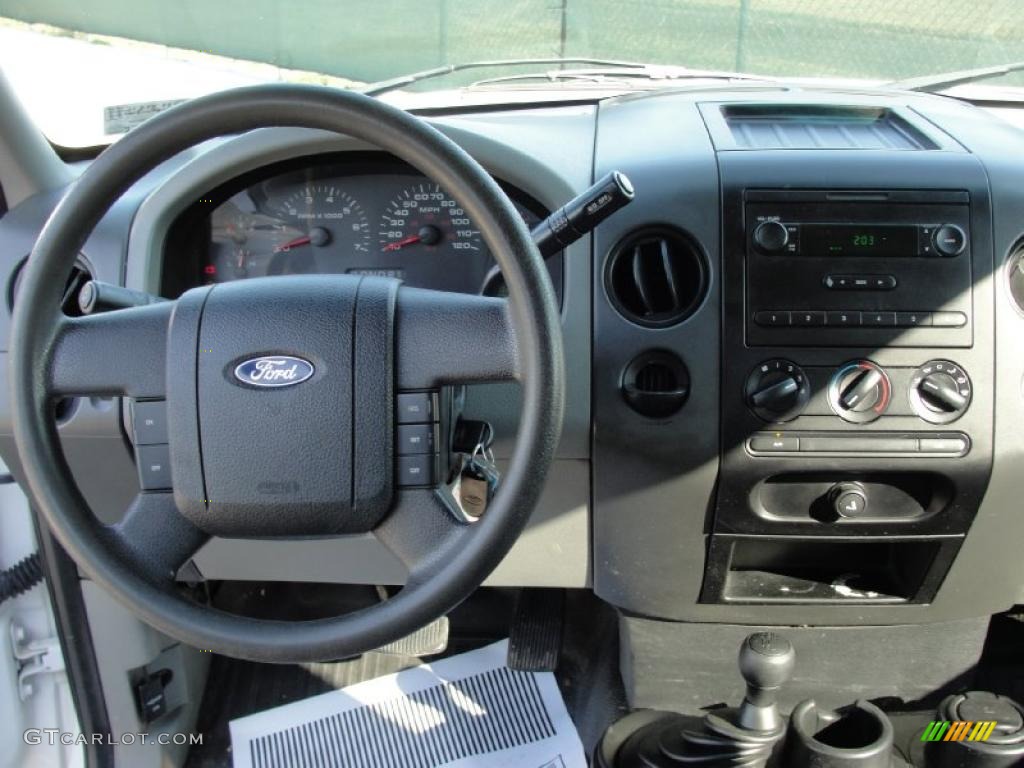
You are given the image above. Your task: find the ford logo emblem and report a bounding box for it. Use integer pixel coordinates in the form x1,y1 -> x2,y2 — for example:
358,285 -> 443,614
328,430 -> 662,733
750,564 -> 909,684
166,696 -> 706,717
233,356 -> 314,388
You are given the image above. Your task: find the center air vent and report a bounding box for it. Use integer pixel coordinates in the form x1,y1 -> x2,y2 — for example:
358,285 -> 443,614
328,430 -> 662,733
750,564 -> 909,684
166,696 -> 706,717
605,227 -> 707,327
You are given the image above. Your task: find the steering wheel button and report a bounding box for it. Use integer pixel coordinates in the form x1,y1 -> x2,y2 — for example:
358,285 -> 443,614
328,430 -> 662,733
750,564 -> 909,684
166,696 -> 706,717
397,392 -> 437,424
397,455 -> 435,487
137,444 -> 172,490
131,400 -> 168,445
397,424 -> 435,455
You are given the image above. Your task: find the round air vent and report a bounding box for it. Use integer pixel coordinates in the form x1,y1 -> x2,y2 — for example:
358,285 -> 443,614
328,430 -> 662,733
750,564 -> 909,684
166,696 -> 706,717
9,254 -> 94,317
622,350 -> 690,418
605,226 -> 708,327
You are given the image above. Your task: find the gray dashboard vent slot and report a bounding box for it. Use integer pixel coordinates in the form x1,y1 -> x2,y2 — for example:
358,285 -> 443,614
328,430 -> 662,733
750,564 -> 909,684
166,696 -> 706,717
605,227 -> 707,327
721,104 -> 938,150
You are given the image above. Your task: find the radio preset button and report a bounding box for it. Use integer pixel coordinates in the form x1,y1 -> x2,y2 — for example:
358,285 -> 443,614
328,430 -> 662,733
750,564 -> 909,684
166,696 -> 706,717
793,310 -> 825,326
826,311 -> 861,326
896,311 -> 932,327
932,311 -> 967,327
863,311 -> 897,327
754,310 -> 791,327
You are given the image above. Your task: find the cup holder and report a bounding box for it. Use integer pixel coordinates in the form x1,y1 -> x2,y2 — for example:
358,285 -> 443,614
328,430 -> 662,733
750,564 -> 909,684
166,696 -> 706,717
785,699 -> 904,767
926,691 -> 1024,768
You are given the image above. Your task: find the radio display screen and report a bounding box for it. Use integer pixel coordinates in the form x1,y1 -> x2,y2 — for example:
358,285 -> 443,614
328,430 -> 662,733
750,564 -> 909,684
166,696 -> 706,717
802,224 -> 918,257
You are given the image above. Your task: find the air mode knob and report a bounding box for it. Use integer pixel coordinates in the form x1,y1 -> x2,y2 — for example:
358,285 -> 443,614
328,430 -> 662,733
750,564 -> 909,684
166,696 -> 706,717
745,359 -> 810,423
910,360 -> 972,424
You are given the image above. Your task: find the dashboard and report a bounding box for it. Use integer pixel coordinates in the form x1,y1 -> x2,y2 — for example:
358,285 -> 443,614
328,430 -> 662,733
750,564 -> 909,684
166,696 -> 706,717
2,86 -> 1024,641
160,154 -> 563,302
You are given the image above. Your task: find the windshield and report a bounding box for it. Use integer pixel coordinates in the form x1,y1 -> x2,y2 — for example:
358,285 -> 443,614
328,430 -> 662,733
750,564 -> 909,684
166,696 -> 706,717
1,1 -> 1023,147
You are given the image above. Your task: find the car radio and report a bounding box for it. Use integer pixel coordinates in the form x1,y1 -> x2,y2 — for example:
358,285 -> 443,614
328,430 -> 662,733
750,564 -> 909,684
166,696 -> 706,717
744,190 -> 973,347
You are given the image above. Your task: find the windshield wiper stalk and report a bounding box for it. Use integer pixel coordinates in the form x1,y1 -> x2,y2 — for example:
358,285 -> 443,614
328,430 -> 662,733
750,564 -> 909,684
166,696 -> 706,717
886,60 -> 1024,94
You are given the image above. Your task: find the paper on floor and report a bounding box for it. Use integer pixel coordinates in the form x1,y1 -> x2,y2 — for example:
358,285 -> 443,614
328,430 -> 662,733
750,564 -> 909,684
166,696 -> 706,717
229,639 -> 586,768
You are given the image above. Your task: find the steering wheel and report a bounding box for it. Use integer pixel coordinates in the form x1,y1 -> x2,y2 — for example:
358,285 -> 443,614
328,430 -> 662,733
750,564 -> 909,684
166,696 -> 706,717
8,85 -> 564,662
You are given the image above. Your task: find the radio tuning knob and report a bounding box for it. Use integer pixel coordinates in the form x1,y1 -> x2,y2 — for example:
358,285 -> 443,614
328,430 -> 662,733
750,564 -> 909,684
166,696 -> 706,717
932,224 -> 967,257
910,360 -> 972,424
753,221 -> 790,254
745,359 -> 810,422
828,360 -> 891,424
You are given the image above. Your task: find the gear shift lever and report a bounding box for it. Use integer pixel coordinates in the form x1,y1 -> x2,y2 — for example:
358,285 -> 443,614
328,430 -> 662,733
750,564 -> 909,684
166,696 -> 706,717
601,632 -> 797,767
737,632 -> 796,732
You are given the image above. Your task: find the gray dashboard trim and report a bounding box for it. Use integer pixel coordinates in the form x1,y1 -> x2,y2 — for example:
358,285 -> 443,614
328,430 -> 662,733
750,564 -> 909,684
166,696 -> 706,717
0,69 -> 72,208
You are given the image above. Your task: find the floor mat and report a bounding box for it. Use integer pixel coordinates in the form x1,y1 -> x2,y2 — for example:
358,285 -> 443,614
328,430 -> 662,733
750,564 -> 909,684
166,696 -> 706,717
229,640 -> 586,768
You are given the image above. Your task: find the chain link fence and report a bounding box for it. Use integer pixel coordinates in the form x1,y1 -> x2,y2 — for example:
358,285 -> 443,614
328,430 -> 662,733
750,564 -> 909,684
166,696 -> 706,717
1,0 -> 1022,86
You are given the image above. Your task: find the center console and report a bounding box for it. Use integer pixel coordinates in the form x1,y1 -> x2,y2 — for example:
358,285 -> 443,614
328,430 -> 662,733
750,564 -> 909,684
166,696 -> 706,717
707,177 -> 994,606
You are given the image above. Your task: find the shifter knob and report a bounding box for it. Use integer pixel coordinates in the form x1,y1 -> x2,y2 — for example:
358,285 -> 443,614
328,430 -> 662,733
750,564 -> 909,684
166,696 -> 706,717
737,632 -> 796,732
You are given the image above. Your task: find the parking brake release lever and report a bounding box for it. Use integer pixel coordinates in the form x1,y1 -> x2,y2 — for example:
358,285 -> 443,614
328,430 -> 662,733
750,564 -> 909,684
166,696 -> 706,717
531,171 -> 635,258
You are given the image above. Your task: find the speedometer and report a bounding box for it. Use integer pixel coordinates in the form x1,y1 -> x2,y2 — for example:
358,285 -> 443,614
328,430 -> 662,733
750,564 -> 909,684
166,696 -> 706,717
378,183 -> 482,255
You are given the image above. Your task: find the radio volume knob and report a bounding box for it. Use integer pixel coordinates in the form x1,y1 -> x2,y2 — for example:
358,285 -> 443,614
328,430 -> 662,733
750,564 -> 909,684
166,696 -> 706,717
753,221 -> 790,254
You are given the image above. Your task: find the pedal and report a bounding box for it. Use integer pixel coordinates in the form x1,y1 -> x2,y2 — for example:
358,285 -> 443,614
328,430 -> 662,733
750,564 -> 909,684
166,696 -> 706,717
507,589 -> 564,671
374,616 -> 449,658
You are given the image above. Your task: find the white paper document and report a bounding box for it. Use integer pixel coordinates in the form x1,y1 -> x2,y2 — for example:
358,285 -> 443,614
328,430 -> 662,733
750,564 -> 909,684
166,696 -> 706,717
230,639 -> 586,768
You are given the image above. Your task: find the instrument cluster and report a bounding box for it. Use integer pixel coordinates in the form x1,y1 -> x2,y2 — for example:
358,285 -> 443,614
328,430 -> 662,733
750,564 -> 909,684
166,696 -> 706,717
163,154 -> 562,301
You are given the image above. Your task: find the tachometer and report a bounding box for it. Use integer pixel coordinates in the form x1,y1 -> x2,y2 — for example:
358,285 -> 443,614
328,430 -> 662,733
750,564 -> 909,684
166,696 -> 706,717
378,183 -> 482,255
274,184 -> 370,261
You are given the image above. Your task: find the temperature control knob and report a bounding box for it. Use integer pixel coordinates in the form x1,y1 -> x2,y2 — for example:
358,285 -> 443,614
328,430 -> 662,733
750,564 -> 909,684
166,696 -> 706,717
828,360 -> 891,424
909,360 -> 972,424
745,359 -> 810,423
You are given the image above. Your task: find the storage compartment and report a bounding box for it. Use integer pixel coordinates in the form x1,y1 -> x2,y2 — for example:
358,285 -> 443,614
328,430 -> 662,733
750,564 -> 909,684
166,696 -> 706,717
701,536 -> 961,604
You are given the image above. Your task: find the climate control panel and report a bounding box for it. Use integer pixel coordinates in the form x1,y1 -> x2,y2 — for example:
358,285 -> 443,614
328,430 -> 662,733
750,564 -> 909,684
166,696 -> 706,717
743,358 -> 973,436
